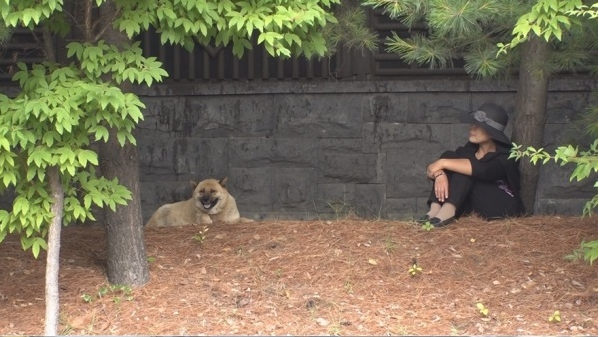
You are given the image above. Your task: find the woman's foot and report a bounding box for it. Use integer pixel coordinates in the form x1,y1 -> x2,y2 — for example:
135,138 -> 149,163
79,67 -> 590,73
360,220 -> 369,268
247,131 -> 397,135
433,203 -> 456,224
430,216 -> 456,227
415,215 -> 430,223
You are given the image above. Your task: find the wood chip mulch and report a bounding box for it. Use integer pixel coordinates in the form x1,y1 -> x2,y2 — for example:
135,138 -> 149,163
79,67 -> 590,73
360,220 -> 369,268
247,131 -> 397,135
1,215 -> 597,335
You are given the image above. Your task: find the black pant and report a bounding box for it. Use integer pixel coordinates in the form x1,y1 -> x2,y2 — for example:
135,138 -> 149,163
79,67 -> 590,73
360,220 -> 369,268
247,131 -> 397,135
427,171 -> 524,220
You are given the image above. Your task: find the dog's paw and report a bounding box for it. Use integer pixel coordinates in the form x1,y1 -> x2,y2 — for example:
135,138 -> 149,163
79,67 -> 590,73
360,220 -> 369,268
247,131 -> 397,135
200,214 -> 213,224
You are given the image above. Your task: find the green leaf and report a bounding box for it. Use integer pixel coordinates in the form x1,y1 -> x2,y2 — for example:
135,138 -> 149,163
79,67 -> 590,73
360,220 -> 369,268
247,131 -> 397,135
77,149 -> 99,167
2,172 -> 17,187
32,237 -> 48,259
13,197 -> 30,216
0,137 -> 10,151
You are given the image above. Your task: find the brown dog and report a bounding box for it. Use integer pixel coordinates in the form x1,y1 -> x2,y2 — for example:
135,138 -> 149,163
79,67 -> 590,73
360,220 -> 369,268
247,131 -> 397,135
145,177 -> 254,227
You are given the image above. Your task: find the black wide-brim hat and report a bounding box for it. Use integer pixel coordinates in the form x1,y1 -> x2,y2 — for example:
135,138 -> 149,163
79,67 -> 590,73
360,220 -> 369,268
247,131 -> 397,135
460,103 -> 512,145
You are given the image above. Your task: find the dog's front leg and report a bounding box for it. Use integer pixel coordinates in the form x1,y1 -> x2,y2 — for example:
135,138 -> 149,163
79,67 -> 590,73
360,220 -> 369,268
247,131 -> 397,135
199,213 -> 213,224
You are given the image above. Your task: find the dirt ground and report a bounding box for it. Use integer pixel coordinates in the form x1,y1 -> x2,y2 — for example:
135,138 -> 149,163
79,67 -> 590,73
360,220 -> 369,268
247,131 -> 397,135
0,215 -> 597,336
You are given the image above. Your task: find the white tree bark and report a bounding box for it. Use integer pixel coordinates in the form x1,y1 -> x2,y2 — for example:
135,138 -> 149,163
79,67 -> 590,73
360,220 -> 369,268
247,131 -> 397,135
44,166 -> 64,336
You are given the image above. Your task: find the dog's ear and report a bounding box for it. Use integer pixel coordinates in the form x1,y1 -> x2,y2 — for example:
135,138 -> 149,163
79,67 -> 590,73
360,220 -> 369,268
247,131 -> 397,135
190,181 -> 198,189
219,177 -> 228,188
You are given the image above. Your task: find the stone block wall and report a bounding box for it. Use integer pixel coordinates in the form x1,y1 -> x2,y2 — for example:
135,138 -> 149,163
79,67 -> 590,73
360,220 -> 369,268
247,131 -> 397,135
136,78 -> 596,222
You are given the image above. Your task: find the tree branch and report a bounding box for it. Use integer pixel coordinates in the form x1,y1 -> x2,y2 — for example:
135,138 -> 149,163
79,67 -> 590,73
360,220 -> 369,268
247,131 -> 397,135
84,0 -> 93,42
93,7 -> 121,43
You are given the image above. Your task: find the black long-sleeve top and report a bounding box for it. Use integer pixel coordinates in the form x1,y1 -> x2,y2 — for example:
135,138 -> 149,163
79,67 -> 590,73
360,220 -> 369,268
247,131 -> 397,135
440,142 -> 522,197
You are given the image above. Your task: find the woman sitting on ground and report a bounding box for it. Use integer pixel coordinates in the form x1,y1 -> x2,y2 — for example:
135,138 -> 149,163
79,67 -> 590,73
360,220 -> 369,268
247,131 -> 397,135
420,103 -> 526,227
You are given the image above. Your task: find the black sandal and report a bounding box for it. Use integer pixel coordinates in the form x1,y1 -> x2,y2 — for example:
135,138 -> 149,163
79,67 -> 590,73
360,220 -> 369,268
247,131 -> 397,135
430,217 -> 456,227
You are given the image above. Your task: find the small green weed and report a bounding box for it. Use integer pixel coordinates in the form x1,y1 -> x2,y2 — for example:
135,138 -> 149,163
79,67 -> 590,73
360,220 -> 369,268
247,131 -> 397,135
326,199 -> 356,220
193,226 -> 209,244
383,236 -> 396,254
408,258 -> 422,277
343,278 -> 353,294
329,323 -> 341,336
80,294 -> 94,303
565,239 -> 597,264
81,284 -> 134,303
476,302 -> 489,317
548,310 -> 561,323
421,221 -> 434,231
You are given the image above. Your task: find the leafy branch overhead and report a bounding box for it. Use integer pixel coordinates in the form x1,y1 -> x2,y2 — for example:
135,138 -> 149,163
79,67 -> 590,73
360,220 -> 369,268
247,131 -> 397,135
114,0 -> 340,58
2,0 -> 344,59
0,38 -> 167,256
510,140 -> 598,217
498,0 -> 598,53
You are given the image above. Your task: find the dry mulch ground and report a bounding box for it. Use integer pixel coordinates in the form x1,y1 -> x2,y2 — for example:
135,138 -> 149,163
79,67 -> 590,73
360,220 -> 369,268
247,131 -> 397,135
1,215 -> 597,336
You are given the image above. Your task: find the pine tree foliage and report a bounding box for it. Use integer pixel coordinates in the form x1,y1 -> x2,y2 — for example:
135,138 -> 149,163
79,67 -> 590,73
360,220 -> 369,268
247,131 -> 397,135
321,0 -> 379,56
361,0 -> 596,78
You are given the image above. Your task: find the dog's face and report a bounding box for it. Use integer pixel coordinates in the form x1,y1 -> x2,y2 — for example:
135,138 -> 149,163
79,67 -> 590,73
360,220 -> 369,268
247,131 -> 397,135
192,178 -> 229,215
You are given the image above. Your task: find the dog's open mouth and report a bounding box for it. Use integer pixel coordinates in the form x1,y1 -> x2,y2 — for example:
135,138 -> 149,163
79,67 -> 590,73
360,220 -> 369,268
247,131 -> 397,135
201,198 -> 219,210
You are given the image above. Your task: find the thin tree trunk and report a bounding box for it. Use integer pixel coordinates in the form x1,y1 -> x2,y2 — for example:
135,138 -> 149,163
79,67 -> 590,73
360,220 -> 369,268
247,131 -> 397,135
42,25 -> 62,337
512,35 -> 551,214
44,166 -> 64,336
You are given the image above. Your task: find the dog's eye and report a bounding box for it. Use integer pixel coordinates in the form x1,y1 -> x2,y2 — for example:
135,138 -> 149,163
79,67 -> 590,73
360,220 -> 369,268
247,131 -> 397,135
199,189 -> 205,193
210,189 -> 216,193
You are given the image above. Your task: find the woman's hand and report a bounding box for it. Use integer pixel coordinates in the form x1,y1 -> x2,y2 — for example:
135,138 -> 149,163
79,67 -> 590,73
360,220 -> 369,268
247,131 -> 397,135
434,174 -> 449,202
426,159 -> 445,179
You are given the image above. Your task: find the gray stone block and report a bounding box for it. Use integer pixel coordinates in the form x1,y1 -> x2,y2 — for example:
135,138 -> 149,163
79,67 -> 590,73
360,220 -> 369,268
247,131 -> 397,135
535,198 -> 592,215
362,94 -> 408,123
172,138 -> 229,178
137,136 -> 229,180
227,167 -> 274,212
385,198 -> 419,220
355,184 -> 386,218
184,96 -> 276,137
274,94 -> 363,137
272,168 -> 318,212
363,123 -> 450,150
319,152 -> 378,184
139,96 -> 187,134
416,197 -> 432,215
407,93 -> 472,124
543,123 -> 595,149
137,135 -> 178,177
229,137 -> 317,168
537,163 -> 595,198
374,124 -> 452,198
319,138 -> 364,153
383,148 -> 435,199
315,183 -> 357,214
545,92 -> 594,123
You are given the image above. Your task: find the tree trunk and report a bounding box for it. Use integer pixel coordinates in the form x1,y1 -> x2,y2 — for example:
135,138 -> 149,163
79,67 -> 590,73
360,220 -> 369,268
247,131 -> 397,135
42,25 -> 62,337
512,35 -> 551,214
98,1 -> 149,286
99,127 -> 150,286
44,166 -> 63,336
